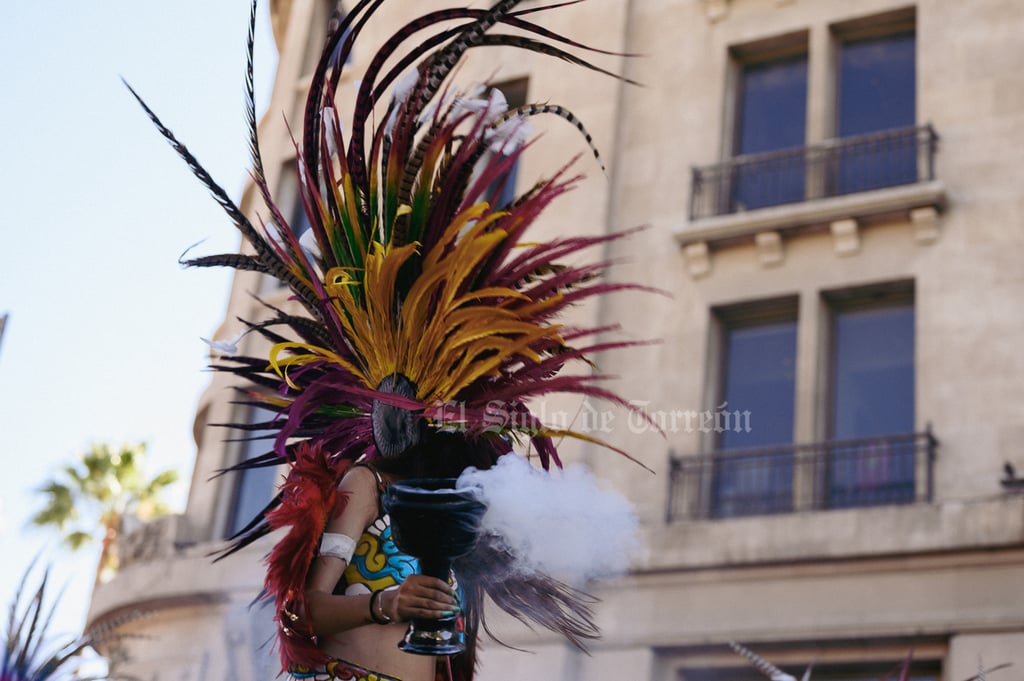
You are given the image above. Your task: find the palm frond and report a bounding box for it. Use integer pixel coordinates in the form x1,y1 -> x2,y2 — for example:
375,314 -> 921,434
1,562 -> 139,681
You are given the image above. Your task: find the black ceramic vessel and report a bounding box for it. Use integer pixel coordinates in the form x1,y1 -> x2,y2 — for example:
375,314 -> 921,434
382,478 -> 486,656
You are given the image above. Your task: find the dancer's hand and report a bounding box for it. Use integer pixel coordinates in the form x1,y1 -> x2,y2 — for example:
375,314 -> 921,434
385,575 -> 458,621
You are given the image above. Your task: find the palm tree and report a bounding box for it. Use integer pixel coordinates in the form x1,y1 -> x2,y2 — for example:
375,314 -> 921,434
30,442 -> 179,583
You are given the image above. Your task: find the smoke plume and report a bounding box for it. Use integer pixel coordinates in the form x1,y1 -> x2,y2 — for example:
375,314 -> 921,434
457,454 -> 641,582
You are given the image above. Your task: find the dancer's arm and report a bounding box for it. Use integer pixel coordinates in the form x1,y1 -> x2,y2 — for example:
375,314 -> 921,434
305,467 -> 457,636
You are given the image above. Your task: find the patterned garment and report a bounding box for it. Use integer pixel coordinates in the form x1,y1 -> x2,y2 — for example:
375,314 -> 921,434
338,508 -> 464,614
341,513 -> 419,595
336,501 -> 466,654
288,658 -> 402,681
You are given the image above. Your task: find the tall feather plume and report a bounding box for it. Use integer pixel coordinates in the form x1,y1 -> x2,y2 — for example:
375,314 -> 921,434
122,80 -> 323,319
304,0 -> 385,200
244,0 -> 276,223
415,0 -> 525,113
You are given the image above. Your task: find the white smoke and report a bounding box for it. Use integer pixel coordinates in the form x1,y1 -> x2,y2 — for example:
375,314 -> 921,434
457,454 -> 642,582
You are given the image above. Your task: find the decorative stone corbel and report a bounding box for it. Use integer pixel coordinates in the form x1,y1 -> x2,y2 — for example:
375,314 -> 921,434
830,218 -> 861,256
755,230 -> 784,267
911,206 -> 940,244
684,241 -> 711,278
700,0 -> 730,23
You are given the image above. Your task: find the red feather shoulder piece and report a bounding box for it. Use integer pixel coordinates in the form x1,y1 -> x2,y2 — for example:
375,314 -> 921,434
263,441 -> 345,669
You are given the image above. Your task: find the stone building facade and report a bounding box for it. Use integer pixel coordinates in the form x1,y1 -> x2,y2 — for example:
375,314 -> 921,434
88,1 -> 1024,680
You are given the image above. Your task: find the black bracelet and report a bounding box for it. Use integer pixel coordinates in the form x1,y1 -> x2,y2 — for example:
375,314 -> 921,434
369,590 -> 392,625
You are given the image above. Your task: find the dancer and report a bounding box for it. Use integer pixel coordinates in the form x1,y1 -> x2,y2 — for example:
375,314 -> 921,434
288,433 -> 494,681
128,0 -> 651,678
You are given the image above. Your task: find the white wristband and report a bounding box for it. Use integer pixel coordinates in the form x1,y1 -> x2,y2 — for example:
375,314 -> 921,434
319,532 -> 356,563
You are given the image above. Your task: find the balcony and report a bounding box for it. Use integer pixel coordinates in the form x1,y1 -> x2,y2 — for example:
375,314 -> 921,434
676,125 -> 945,251
667,430 -> 936,522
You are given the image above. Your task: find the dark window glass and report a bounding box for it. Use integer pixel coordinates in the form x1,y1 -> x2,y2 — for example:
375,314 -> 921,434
838,32 -> 915,137
831,304 -> 914,439
269,164 -> 313,242
271,165 -> 313,288
316,3 -> 352,68
484,79 -> 528,209
328,5 -> 352,61
835,32 -> 917,193
290,184 -> 313,238
828,301 -> 915,508
492,151 -> 520,209
713,317 -> 797,518
732,55 -> 808,211
719,321 -> 798,450
737,56 -> 808,154
225,406 -> 282,539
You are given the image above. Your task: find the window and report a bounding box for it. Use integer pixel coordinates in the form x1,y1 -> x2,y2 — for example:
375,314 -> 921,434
836,32 -> 915,138
711,299 -> 798,518
730,38 -> 808,211
689,15 -> 934,223
826,283 -> 915,508
669,283 -> 929,521
225,405 -> 283,539
278,162 -> 313,239
327,2 -> 353,64
300,1 -> 345,70
484,78 -> 528,209
680,659 -> 939,681
834,22 -> 917,194
736,56 -> 808,155
266,163 -> 314,291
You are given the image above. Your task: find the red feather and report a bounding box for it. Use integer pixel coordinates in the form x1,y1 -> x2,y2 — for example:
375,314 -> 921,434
263,441 -> 346,669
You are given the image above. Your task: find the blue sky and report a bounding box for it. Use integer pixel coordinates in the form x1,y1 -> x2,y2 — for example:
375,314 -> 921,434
0,2 -> 277,637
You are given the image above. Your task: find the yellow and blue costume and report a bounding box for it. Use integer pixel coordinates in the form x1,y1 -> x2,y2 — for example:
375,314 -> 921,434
341,514 -> 418,597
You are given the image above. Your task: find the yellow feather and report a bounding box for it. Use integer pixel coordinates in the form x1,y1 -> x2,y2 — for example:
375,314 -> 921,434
268,341 -> 367,390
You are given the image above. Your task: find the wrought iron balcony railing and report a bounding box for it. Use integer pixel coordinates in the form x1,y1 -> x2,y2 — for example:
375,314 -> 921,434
667,430 -> 937,521
689,125 -> 939,221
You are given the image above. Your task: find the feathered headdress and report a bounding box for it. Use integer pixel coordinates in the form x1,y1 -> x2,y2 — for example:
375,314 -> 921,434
128,0 -> 652,675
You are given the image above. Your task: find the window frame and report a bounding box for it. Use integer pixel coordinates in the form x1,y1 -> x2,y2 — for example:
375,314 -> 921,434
664,637 -> 945,681
678,658 -> 941,681
822,279 -> 915,440
723,32 -> 810,212
708,295 -> 800,518
264,160 -> 314,292
223,403 -> 285,540
829,10 -> 918,196
482,77 -> 530,209
821,280 -> 917,509
725,30 -> 810,160
829,9 -> 917,142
